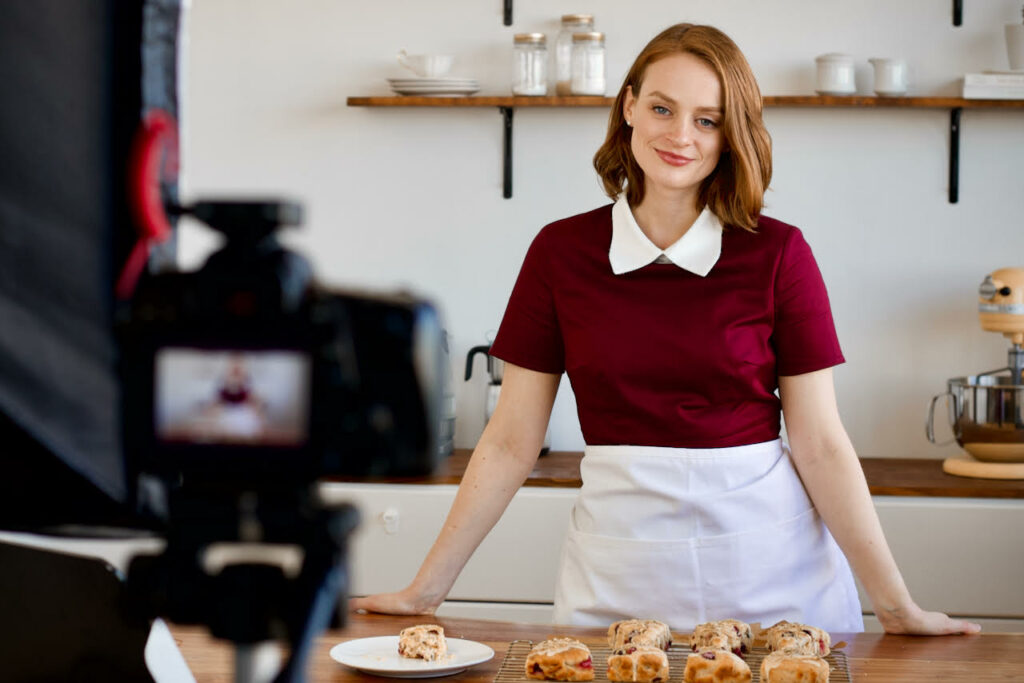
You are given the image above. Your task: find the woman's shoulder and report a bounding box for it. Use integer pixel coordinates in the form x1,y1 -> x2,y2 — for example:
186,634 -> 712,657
535,203 -> 614,245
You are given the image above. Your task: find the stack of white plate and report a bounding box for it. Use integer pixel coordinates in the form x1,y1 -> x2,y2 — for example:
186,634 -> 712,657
387,77 -> 480,97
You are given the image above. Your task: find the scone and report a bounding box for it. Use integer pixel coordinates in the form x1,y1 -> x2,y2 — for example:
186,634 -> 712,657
606,646 -> 670,683
688,619 -> 753,656
760,651 -> 830,683
608,619 -> 673,651
764,621 -> 831,656
397,624 -> 447,661
683,650 -> 752,683
525,637 -> 595,681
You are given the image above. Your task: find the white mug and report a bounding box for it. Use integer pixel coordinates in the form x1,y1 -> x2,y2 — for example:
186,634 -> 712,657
815,53 -> 856,95
397,50 -> 454,78
869,57 -> 907,96
1007,24 -> 1024,71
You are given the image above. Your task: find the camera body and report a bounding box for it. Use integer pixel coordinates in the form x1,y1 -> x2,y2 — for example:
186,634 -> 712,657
119,200 -> 445,501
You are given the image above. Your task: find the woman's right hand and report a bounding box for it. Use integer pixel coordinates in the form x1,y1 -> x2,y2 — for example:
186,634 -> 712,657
349,588 -> 438,616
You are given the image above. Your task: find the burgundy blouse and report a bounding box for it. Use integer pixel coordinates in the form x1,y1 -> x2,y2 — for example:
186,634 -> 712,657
489,204 -> 844,449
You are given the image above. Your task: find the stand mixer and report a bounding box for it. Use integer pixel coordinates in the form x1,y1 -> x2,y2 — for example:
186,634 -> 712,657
927,267 -> 1024,478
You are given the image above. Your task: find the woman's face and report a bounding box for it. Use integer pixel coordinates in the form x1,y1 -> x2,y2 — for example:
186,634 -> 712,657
623,52 -> 726,201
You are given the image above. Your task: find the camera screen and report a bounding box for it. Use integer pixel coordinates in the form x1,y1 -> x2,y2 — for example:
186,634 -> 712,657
154,348 -> 311,447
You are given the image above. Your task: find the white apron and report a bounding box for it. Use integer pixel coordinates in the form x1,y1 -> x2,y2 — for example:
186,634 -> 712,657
552,439 -> 864,632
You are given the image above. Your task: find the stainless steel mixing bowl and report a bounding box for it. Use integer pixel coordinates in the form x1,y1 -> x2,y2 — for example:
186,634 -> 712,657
927,374 -> 1024,463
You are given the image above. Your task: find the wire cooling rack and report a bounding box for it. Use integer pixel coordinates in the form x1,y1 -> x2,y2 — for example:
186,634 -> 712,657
494,639 -> 850,683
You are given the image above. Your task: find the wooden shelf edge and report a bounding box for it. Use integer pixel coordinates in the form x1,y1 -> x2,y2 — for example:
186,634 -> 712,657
346,95 -> 1024,109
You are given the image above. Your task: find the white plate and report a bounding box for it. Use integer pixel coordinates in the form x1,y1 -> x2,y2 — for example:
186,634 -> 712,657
391,87 -> 480,96
387,78 -> 479,86
329,636 -> 495,678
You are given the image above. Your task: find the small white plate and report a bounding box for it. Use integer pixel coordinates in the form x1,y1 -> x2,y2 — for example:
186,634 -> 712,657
329,636 -> 495,678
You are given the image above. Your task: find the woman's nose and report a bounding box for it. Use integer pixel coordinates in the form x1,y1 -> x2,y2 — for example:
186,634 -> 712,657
666,117 -> 694,145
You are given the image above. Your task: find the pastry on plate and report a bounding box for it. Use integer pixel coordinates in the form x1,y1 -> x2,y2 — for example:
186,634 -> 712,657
606,646 -> 670,682
608,619 -> 673,651
525,637 -> 595,681
688,619 -> 752,656
760,651 -> 830,682
397,624 -> 447,661
764,620 -> 831,656
683,650 -> 752,683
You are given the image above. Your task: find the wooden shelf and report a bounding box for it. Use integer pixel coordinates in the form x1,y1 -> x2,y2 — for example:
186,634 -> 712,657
348,95 -> 1024,108
347,94 -> 1024,201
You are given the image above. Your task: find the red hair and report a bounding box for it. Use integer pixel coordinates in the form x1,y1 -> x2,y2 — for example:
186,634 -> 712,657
593,24 -> 772,231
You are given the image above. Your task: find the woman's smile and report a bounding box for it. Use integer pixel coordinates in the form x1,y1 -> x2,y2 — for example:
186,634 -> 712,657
655,149 -> 693,166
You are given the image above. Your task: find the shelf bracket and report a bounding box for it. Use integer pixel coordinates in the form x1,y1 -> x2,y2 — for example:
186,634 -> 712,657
500,106 -> 514,198
953,0 -> 962,26
503,0 -> 512,26
949,107 -> 961,204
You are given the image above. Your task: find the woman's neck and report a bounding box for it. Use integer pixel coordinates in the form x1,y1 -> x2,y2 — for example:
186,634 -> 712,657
631,189 -> 702,250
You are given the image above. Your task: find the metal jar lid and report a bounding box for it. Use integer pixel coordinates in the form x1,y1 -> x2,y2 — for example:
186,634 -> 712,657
514,32 -> 547,45
561,14 -> 594,25
572,31 -> 605,43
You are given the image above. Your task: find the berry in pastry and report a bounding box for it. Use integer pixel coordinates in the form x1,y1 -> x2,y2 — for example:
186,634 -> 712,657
525,637 -> 595,681
606,646 -> 670,683
397,624 -> 447,661
688,620 -> 752,656
764,621 -> 831,657
683,650 -> 752,683
760,651 -> 831,682
607,619 -> 673,651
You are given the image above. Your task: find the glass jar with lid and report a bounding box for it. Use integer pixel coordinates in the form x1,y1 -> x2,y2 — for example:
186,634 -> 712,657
512,33 -> 548,96
555,14 -> 594,95
570,31 -> 606,95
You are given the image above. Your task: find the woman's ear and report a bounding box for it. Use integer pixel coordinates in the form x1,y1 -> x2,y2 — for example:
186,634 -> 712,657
622,85 -> 636,127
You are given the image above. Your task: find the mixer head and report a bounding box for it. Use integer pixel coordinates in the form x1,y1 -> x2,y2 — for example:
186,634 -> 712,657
978,267 -> 1024,346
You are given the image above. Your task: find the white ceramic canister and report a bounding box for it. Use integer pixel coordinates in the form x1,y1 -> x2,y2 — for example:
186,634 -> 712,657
869,57 -> 908,96
815,53 -> 856,95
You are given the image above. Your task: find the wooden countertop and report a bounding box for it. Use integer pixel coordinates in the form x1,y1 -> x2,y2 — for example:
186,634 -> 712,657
170,613 -> 1024,682
329,450 -> 1024,499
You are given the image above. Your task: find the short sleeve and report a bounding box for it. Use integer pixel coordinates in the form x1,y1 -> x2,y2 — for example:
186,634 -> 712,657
489,229 -> 565,374
772,228 -> 844,376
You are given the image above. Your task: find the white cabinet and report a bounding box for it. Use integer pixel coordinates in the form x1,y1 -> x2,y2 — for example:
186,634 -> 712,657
325,483 -> 1024,630
320,483 -> 576,605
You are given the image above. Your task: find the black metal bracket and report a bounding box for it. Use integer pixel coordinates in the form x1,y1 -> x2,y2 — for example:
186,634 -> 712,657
953,0 -> 962,26
500,106 -> 514,198
503,0 -> 512,26
949,107 -> 961,203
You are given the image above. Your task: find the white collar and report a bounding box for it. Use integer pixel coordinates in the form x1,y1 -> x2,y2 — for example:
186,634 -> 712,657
608,195 -> 723,277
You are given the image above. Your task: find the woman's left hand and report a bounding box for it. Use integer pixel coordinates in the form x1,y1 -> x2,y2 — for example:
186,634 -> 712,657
876,601 -> 982,635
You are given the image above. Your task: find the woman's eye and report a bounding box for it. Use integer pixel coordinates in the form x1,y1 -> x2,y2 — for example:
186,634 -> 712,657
652,105 -> 670,115
697,117 -> 718,128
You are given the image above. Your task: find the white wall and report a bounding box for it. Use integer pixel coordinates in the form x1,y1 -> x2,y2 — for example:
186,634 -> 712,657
178,0 -> 1024,459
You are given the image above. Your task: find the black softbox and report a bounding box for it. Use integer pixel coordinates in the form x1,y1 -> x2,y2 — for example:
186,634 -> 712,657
0,0 -> 181,528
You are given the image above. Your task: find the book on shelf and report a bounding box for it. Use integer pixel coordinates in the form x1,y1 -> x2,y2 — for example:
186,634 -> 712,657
962,72 -> 1024,99
964,71 -> 1024,86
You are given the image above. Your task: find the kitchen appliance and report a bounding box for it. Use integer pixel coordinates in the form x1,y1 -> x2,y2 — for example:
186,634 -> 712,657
465,344 -> 550,455
927,267 -> 1024,478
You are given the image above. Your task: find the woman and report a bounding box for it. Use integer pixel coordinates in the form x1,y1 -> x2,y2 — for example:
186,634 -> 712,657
351,24 -> 980,635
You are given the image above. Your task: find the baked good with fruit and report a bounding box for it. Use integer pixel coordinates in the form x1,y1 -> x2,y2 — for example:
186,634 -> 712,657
764,621 -> 831,656
525,637 -> 595,681
683,650 -> 752,683
607,619 -> 673,651
760,651 -> 830,682
397,624 -> 447,661
606,646 -> 670,682
688,619 -> 752,656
